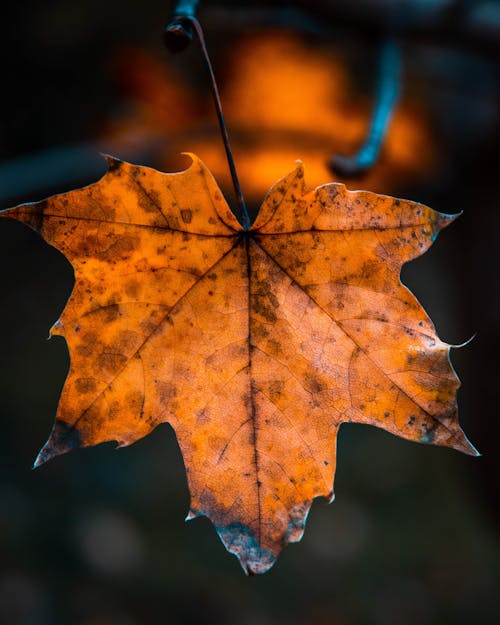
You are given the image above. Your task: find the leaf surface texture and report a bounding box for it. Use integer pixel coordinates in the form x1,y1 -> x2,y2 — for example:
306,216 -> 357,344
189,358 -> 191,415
2,155 -> 476,573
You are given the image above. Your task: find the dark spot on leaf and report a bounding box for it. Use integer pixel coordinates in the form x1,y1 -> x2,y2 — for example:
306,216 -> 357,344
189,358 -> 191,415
126,390 -> 144,412
268,293 -> 279,309
266,339 -> 281,355
268,380 -> 284,401
126,281 -> 140,298
98,352 -> 127,374
103,304 -> 120,323
252,298 -> 277,323
156,381 -> 177,404
75,377 -> 97,394
181,209 -> 193,224
97,237 -> 136,262
116,330 -> 140,351
421,422 -> 437,443
108,400 -> 121,420
304,372 -> 327,393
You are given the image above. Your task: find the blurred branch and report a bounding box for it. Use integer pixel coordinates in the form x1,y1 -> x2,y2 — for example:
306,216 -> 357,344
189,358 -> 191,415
206,1 -> 500,61
0,132 -> 166,208
330,39 -> 402,177
164,0 -> 201,53
172,0 -> 200,16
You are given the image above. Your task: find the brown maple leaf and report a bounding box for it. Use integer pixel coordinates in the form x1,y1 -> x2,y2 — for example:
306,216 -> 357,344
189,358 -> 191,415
1,155 -> 477,574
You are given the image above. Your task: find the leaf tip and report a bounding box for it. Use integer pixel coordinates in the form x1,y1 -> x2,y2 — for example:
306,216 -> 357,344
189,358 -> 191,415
32,446 -> 51,469
458,437 -> 481,457
32,419 -> 81,468
100,153 -> 123,171
449,427 -> 480,457
437,210 -> 462,230
449,332 -> 476,349
294,159 -> 305,177
215,523 -> 277,575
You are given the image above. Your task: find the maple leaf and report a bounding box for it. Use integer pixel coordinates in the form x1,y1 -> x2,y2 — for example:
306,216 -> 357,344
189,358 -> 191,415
1,155 -> 477,574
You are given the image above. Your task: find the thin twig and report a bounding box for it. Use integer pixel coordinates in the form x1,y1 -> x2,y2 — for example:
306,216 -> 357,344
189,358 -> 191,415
185,17 -> 250,230
164,6 -> 249,227
330,38 -> 402,178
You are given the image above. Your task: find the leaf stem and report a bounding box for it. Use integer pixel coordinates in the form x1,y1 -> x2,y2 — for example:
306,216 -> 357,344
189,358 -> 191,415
164,14 -> 250,230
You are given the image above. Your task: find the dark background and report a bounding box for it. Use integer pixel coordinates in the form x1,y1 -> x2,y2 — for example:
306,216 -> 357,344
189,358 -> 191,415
0,1 -> 499,624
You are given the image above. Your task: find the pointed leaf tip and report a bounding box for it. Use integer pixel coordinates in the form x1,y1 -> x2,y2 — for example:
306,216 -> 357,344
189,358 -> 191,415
33,443 -> 54,469
451,428 -> 480,457
438,210 -> 462,229
460,439 -> 481,457
33,419 -> 82,468
100,153 -> 123,171
294,160 -> 304,176
449,333 -> 476,349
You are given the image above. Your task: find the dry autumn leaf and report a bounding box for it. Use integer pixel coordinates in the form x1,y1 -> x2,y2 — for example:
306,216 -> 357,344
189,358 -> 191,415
1,155 -> 477,574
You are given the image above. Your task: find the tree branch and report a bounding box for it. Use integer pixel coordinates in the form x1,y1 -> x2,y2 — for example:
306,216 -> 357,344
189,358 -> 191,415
164,0 -> 201,53
330,39 -> 402,178
206,1 -> 500,61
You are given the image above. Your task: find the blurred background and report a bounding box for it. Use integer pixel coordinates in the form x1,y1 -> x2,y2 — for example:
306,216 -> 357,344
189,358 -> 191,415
0,1 -> 499,624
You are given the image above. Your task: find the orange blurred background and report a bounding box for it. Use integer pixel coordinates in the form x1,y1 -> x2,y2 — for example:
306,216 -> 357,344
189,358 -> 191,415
108,31 -> 436,209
